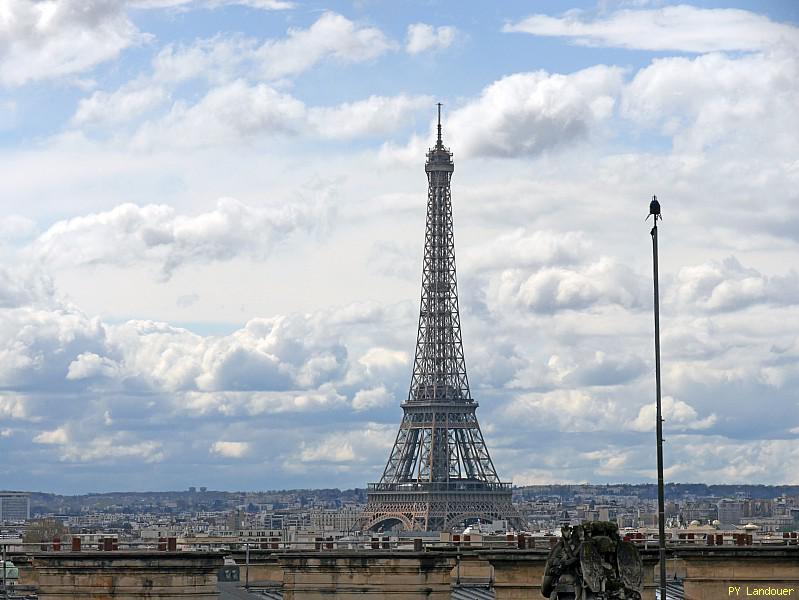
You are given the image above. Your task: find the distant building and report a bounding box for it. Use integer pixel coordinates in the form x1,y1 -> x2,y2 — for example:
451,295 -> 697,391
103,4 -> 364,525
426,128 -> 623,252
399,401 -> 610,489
0,491 -> 30,522
681,501 -> 718,524
639,512 -> 658,528
310,505 -> 361,533
744,499 -> 773,518
718,499 -> 746,525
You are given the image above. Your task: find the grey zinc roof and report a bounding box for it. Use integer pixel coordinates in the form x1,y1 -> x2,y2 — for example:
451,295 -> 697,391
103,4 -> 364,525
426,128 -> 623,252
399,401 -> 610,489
656,580 -> 686,600
452,585 -> 496,600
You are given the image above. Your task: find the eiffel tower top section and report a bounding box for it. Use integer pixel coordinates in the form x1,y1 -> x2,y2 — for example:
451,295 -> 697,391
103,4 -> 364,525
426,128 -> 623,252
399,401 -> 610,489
408,104 -> 470,405
425,103 -> 454,174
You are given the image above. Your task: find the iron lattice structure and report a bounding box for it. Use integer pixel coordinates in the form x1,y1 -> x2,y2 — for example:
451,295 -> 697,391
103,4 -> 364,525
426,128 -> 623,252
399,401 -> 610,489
361,107 -> 522,532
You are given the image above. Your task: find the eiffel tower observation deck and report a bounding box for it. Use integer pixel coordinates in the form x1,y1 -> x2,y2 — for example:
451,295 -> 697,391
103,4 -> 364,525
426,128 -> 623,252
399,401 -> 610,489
361,106 -> 522,532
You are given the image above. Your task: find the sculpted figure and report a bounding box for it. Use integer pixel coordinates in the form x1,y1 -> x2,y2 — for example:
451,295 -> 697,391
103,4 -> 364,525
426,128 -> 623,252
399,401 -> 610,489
542,522 -> 643,600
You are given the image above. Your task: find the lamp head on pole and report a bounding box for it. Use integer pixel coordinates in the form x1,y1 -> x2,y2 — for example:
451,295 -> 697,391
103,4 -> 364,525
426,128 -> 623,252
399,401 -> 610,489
647,195 -> 662,221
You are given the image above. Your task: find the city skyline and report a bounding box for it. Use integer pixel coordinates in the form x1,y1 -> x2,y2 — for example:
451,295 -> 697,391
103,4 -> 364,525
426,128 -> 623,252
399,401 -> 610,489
0,0 -> 798,493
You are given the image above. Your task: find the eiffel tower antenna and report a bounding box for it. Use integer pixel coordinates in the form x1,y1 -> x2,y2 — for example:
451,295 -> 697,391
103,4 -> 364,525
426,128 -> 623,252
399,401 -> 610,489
437,102 -> 442,144
361,105 -> 521,532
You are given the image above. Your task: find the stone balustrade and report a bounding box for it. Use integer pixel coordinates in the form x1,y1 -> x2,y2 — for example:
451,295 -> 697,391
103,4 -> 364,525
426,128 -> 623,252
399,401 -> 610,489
277,550 -> 455,599
32,551 -> 223,599
15,543 -> 799,599
674,546 -> 799,600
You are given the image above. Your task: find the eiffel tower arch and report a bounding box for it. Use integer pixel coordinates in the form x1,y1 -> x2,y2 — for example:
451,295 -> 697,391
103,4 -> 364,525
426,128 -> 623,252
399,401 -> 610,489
361,106 -> 523,532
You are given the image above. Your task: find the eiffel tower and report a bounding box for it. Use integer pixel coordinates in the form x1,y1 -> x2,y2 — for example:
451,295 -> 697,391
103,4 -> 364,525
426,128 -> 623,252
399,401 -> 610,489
361,106 -> 522,532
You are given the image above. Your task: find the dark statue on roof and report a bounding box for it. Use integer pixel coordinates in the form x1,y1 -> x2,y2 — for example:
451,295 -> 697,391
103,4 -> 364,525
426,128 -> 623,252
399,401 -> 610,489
542,522 -> 643,600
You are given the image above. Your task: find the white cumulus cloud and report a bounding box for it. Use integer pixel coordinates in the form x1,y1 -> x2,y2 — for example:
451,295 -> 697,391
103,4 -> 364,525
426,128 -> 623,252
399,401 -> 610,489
132,80 -> 305,146
0,265 -> 56,308
308,94 -> 432,139
405,23 -> 457,54
352,386 -> 392,411
629,396 -> 717,432
256,12 -> 394,79
447,66 -> 623,157
60,437 -> 164,463
30,197 -> 329,279
127,80 -> 428,146
146,12 -> 391,85
33,427 -> 69,445
486,257 -> 644,314
671,257 -> 799,313
504,5 -> 799,53
622,50 -> 799,153
66,352 -> 121,380
0,0 -> 144,86
129,0 -> 294,10
299,439 -> 355,463
464,230 -> 591,272
0,395 -> 27,419
73,85 -> 169,126
210,440 -> 250,458
503,390 -> 623,432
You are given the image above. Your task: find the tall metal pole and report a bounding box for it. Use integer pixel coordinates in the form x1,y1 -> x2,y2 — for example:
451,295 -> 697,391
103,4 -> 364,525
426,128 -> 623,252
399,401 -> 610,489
2,542 -> 7,599
649,195 -> 667,600
245,541 -> 250,590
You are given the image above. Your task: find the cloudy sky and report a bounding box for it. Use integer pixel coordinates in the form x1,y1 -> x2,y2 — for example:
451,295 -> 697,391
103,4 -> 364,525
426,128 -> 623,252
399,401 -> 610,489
1,0 -> 798,494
